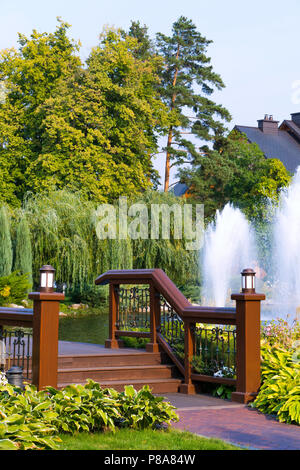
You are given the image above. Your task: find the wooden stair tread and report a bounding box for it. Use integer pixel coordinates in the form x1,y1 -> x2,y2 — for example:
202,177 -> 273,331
58,364 -> 174,373
58,377 -> 182,387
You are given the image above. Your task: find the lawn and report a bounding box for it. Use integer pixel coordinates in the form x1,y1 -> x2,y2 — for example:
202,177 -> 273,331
58,428 -> 241,450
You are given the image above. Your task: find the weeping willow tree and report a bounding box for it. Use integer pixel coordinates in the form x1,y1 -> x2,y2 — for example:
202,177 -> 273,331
128,190 -> 200,288
22,190 -> 133,292
0,206 -> 13,276
15,189 -> 199,300
13,215 -> 33,286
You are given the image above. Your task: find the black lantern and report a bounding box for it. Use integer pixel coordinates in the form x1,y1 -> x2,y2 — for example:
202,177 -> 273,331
6,366 -> 24,389
241,268 -> 256,293
39,265 -> 55,293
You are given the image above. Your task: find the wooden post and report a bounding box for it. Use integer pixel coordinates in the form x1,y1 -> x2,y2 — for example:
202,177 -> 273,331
231,292 -> 265,403
179,320 -> 196,394
105,282 -> 123,349
146,283 -> 160,353
28,291 -> 64,390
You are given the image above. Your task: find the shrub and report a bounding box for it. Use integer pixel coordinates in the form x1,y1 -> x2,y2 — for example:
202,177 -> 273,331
0,272 -> 31,306
0,381 -> 178,450
251,345 -> 300,425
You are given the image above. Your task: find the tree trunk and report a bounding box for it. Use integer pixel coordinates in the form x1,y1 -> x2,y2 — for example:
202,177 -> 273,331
164,43 -> 180,192
164,127 -> 173,192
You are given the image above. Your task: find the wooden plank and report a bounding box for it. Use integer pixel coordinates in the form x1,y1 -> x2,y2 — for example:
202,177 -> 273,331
0,308 -> 33,327
191,373 -> 236,386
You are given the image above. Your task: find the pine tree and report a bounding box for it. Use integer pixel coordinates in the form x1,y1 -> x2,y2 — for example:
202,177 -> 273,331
127,21 -> 154,59
14,215 -> 33,285
156,16 -> 231,191
0,206 -> 13,276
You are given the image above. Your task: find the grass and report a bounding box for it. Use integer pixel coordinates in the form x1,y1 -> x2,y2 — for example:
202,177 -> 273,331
58,428 -> 241,450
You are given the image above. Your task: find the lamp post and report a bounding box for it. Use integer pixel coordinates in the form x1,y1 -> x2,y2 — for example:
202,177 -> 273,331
29,265 -> 64,390
231,267 -> 265,404
6,366 -> 24,389
39,265 -> 55,293
241,268 -> 256,293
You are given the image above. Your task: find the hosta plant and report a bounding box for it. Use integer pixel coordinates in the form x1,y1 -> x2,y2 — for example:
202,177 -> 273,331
251,345 -> 300,425
0,381 -> 178,450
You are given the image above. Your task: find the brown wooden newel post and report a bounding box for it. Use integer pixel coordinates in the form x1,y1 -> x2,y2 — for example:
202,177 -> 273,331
146,283 -> 160,353
231,292 -> 265,403
179,320 -> 196,394
28,291 -> 64,390
105,282 -> 123,349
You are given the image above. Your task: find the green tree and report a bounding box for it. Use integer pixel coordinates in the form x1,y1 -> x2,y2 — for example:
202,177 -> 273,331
0,23 -> 170,203
31,29 -> 170,200
14,215 -> 33,286
156,16 -> 231,191
0,206 -> 13,276
0,19 -> 82,204
126,21 -> 154,59
179,131 -> 291,220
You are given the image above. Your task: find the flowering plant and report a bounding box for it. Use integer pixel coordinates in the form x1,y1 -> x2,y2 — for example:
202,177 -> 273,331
261,318 -> 300,349
213,366 -> 235,379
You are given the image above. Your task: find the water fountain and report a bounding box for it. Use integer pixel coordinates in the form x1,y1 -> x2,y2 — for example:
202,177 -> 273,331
201,203 -> 257,307
200,168 -> 300,322
271,167 -> 300,320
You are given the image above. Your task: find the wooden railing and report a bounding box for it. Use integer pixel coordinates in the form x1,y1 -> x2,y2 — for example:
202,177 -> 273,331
95,269 -> 265,403
0,291 -> 64,390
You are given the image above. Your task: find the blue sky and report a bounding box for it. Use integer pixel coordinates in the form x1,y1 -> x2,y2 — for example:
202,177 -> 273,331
1,0 -> 299,187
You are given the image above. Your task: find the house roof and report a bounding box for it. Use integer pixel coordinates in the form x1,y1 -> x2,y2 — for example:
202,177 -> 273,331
170,182 -> 189,197
234,124 -> 300,173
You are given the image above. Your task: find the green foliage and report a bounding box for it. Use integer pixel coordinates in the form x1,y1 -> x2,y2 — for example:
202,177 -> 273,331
0,271 -> 31,306
129,190 -> 200,287
59,428 -> 240,450
261,318 -> 300,350
0,206 -> 12,276
0,381 -> 178,450
0,20 -> 82,205
5,189 -> 199,296
179,131 -> 291,220
0,21 -> 170,205
212,385 -> 234,400
13,215 -> 32,286
251,345 -> 300,425
120,328 -> 150,349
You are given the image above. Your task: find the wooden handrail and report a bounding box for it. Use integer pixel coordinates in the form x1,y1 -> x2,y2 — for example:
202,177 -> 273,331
95,269 -> 236,323
96,268 -> 265,404
0,307 -> 33,327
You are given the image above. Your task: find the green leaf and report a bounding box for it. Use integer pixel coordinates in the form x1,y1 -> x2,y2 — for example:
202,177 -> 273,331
0,439 -> 19,450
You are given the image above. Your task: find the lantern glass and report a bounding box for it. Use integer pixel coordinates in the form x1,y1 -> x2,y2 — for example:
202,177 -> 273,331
41,273 -> 47,288
241,268 -> 256,293
39,265 -> 55,293
48,273 -> 54,288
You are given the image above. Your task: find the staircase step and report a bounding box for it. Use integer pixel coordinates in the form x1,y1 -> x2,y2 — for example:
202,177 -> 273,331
57,364 -> 176,382
57,378 -> 182,394
58,352 -> 165,368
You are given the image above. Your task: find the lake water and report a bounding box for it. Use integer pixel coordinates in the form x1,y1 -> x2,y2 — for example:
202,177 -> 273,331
59,313 -> 109,345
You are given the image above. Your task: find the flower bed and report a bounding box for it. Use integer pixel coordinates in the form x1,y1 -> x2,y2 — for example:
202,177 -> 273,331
0,381 -> 178,450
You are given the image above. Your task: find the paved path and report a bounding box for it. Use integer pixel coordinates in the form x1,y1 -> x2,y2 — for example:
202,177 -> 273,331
161,393 -> 300,450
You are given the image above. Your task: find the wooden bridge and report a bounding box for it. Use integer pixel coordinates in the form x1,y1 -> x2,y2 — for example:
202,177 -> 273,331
0,268 -> 265,403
